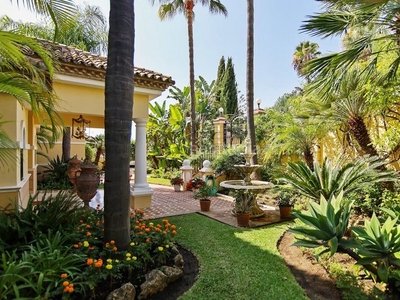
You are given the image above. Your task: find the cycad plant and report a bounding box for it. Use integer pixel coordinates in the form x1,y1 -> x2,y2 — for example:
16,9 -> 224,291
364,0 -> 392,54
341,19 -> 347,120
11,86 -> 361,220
277,155 -> 397,202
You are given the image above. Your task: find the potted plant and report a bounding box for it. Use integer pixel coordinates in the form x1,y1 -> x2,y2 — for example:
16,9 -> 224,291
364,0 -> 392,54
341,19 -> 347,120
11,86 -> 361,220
170,177 -> 184,192
193,181 -> 212,212
186,177 -> 206,191
276,190 -> 296,218
233,190 -> 255,227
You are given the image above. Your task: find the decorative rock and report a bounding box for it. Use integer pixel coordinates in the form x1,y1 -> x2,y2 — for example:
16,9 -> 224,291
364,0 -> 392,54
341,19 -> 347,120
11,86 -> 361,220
106,283 -> 136,300
174,253 -> 184,270
138,270 -> 168,299
162,266 -> 184,283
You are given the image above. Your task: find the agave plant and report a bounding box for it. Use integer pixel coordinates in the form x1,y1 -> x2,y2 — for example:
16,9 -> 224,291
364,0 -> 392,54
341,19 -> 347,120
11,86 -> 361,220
289,192 -> 354,258
351,213 -> 400,283
277,156 -> 397,201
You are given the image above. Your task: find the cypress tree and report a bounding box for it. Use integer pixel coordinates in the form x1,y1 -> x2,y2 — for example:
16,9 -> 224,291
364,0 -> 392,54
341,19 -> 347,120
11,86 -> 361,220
215,56 -> 225,103
222,57 -> 238,115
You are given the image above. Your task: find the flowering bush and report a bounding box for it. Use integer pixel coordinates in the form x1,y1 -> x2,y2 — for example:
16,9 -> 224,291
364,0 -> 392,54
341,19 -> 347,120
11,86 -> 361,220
0,192 -> 178,300
186,177 -> 206,191
67,208 -> 178,298
170,177 -> 184,186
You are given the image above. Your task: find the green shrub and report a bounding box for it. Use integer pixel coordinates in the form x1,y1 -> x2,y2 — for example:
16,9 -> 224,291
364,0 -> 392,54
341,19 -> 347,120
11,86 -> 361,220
211,147 -> 245,179
0,193 -> 178,299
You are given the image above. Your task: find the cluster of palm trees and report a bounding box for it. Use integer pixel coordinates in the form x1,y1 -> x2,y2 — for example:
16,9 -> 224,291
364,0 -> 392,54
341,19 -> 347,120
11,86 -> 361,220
258,0 -> 400,177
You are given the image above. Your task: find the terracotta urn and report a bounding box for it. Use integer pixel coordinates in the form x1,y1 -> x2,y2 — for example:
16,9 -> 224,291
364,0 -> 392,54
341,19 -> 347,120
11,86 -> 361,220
75,160 -> 100,206
67,155 -> 81,187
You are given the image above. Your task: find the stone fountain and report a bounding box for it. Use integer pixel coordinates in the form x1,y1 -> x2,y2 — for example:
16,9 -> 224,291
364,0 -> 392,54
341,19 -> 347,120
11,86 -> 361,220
220,137 -> 273,218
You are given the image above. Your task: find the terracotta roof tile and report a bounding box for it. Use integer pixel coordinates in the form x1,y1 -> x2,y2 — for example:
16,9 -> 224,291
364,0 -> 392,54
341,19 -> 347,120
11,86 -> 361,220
24,39 -> 175,91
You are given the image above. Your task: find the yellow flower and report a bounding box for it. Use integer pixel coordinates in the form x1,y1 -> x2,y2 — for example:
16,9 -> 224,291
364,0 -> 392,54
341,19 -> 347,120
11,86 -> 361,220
158,246 -> 164,252
106,258 -> 112,264
126,253 -> 131,257
165,244 -> 170,248
115,259 -> 120,263
83,241 -> 89,247
130,242 -> 135,246
106,264 -> 112,270
126,257 -> 131,261
149,222 -> 154,226
132,256 -> 137,261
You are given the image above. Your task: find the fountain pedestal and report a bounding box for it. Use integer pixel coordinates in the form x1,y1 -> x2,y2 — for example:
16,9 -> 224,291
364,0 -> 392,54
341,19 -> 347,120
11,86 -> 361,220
220,137 -> 274,218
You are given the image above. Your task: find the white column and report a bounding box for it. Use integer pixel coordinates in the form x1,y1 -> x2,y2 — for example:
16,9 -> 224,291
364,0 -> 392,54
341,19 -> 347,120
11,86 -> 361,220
132,118 -> 153,194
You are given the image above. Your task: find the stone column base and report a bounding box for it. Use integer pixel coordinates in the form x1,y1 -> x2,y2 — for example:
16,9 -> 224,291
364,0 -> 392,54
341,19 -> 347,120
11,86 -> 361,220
130,186 -> 154,209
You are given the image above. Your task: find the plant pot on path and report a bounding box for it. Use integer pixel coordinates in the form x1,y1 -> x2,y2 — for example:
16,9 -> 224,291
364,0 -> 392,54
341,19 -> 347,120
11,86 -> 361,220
174,185 -> 181,192
279,206 -> 292,219
236,212 -> 250,227
199,199 -> 211,212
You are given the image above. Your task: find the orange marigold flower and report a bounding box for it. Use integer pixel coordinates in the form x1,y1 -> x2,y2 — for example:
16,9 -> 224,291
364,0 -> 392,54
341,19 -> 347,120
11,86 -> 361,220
87,258 -> 94,265
63,287 -> 69,293
89,246 -> 95,251
63,281 -> 69,287
135,220 -> 140,224
96,222 -> 100,227
110,240 -> 115,245
171,225 -> 176,230
95,259 -> 103,268
162,219 -> 168,223
155,228 -> 161,232
78,242 -> 83,246
146,238 -> 151,243
105,242 -> 110,248
60,273 -> 68,279
73,244 -> 79,248
86,224 -> 91,229
137,231 -> 143,235
145,228 -> 151,233
68,287 -> 74,293
79,220 -> 84,223
112,246 -> 117,251
86,232 -> 91,237
163,231 -> 167,234
172,230 -> 177,235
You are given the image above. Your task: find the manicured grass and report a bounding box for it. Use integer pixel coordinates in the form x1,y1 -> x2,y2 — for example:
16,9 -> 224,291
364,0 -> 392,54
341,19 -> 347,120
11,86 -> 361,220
147,177 -> 171,186
165,213 -> 309,300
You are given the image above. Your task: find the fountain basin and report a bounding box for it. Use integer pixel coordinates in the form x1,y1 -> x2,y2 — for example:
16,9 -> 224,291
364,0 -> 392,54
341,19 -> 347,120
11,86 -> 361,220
220,180 -> 274,218
220,180 -> 273,190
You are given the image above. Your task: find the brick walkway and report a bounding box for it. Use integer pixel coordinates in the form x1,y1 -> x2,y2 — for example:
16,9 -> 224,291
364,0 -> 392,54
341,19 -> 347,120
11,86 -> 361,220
91,184 -> 285,228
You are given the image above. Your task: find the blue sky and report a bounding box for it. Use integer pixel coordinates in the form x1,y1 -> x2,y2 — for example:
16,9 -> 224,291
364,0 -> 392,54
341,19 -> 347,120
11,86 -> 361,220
3,0 -> 341,108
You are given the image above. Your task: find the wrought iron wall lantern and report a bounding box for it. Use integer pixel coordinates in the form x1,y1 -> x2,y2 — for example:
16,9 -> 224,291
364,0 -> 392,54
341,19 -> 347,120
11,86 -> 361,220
72,115 -> 91,139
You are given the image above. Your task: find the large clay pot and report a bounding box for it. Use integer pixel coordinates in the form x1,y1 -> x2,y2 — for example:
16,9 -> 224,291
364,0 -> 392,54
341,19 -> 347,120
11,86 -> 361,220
75,160 -> 100,206
279,206 -> 292,219
199,199 -> 211,212
174,185 -> 181,192
67,156 -> 81,187
236,212 -> 250,227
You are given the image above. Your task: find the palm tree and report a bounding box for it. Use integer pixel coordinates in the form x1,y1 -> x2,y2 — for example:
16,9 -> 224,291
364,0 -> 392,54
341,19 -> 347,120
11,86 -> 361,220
87,134 -> 105,165
300,0 -> 400,88
1,4 -> 108,55
103,0 -> 134,251
246,0 -> 258,167
0,1 -> 76,153
149,0 -> 227,154
292,41 -> 321,83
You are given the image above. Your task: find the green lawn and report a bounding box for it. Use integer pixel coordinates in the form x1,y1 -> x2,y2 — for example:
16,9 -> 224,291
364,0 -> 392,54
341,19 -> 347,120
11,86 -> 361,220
165,213 -> 309,300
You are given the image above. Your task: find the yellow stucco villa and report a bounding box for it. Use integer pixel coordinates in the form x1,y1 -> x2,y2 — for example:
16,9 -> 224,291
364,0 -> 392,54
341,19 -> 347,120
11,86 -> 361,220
0,40 -> 174,209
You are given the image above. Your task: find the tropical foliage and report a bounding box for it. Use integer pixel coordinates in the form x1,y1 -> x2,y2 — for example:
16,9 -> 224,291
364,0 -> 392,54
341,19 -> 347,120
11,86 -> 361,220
277,156 -> 397,202
0,192 -> 178,299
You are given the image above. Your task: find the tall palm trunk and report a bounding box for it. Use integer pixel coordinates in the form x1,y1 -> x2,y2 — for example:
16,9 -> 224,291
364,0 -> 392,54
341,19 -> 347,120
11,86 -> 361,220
186,0 -> 197,154
62,127 -> 70,163
104,0 -> 134,251
303,146 -> 314,171
348,116 -> 378,156
349,116 -> 393,190
246,0 -> 257,165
